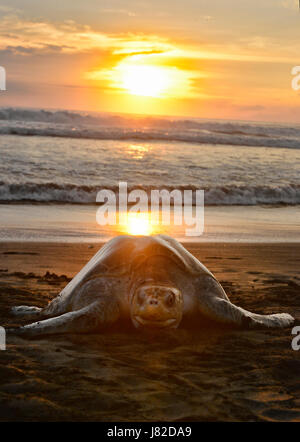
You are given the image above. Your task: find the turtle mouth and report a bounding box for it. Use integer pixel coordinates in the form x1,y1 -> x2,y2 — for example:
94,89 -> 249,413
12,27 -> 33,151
133,315 -> 177,328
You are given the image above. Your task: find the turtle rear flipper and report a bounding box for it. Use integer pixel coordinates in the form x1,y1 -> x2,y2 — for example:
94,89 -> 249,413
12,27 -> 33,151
195,277 -> 295,329
202,297 -> 294,329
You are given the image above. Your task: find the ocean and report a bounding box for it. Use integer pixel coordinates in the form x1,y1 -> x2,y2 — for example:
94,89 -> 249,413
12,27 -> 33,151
0,107 -> 299,242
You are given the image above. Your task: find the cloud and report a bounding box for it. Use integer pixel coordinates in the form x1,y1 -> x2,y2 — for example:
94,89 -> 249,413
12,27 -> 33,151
280,0 -> 298,10
234,104 -> 266,112
0,13 -> 174,57
0,11 -> 298,64
102,8 -> 137,17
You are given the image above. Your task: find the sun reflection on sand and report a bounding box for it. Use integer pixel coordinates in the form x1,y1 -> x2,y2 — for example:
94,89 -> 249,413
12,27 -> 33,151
115,208 -> 197,238
122,212 -> 153,236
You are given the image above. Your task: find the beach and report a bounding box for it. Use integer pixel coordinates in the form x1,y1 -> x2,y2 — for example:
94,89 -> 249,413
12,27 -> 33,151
0,241 -> 299,422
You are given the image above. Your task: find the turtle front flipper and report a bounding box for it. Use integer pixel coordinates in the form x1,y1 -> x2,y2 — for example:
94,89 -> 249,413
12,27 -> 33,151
195,276 -> 294,329
8,297 -> 120,337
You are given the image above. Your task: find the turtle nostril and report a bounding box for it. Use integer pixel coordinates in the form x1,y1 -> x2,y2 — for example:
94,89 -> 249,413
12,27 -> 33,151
149,299 -> 158,305
165,293 -> 175,307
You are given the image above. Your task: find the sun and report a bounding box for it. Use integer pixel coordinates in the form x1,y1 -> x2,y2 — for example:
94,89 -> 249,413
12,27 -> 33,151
120,65 -> 170,97
86,56 -> 194,101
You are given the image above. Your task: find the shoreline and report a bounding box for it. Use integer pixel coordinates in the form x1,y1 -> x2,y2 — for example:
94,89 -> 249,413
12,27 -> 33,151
1,204 -> 300,243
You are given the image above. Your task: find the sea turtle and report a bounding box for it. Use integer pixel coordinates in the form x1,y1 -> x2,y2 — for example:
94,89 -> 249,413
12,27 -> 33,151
10,235 -> 294,336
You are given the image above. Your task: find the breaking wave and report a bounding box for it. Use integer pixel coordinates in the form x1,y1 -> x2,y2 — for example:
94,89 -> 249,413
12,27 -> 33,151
1,107 -> 300,149
0,182 -> 299,205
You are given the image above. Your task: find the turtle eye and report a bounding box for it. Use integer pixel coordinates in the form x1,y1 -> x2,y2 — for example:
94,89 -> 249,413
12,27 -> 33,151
165,292 -> 175,307
137,291 -> 145,305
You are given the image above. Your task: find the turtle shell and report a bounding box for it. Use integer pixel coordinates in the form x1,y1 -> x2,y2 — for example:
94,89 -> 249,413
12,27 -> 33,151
58,235 -> 214,302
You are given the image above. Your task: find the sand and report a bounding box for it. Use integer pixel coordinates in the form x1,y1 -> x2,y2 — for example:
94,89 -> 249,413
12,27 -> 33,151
0,241 -> 299,422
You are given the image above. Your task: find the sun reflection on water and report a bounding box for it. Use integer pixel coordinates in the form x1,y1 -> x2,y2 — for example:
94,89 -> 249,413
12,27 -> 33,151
126,144 -> 150,159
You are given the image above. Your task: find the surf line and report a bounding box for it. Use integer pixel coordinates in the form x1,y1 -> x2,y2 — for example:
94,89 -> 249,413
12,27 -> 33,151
96,181 -> 204,237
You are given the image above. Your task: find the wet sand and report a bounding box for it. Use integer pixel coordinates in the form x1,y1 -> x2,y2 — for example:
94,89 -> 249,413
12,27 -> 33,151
0,242 -> 299,421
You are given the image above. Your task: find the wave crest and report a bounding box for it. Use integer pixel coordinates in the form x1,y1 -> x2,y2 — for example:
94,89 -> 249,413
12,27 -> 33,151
1,107 -> 300,149
0,182 -> 299,205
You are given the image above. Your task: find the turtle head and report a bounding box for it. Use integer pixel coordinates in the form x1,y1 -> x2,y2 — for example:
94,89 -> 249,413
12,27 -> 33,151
131,283 -> 183,330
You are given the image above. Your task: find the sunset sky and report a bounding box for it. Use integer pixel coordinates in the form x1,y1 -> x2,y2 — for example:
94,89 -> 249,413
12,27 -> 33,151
0,0 -> 300,122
